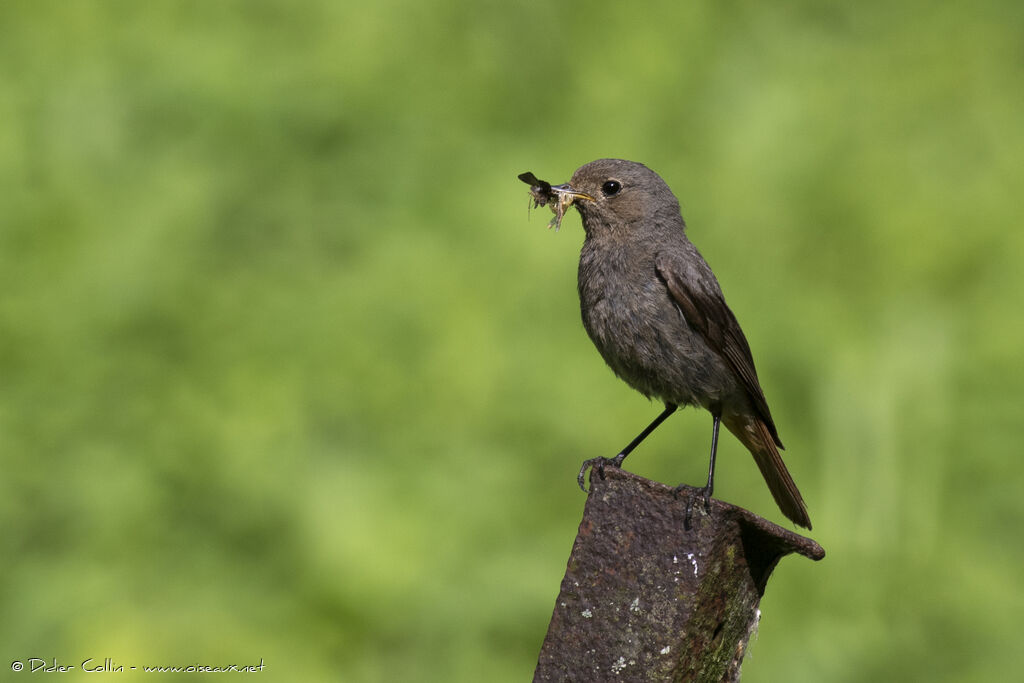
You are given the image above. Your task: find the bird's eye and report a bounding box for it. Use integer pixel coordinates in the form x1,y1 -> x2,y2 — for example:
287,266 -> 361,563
601,180 -> 622,197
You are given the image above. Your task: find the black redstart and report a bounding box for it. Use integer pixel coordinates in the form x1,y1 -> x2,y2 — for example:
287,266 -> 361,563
520,159 -> 811,529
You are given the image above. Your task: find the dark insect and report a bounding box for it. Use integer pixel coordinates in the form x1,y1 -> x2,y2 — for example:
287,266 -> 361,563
518,172 -> 555,207
518,171 -> 571,231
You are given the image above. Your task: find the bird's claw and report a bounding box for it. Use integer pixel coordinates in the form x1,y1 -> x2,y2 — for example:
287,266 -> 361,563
674,483 -> 713,529
577,453 -> 627,492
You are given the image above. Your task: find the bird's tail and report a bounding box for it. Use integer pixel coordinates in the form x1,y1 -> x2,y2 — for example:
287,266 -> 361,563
723,413 -> 812,529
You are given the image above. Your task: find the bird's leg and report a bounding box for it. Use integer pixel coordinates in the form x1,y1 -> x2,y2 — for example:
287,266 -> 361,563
678,413 -> 720,527
577,404 -> 677,492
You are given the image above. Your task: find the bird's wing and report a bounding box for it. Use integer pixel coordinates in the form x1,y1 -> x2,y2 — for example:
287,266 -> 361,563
655,252 -> 783,448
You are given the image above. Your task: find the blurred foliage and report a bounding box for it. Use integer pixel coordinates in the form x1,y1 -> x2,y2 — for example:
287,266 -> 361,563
1,0 -> 1022,681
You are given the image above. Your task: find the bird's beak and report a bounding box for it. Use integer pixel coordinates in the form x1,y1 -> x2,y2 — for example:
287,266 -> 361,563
549,184 -> 595,203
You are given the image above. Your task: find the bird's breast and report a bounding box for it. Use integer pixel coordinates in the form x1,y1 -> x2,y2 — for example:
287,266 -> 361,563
576,239 -> 735,407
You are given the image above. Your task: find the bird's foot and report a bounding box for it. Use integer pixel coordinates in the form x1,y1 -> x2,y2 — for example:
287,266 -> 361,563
673,483 -> 713,530
577,453 -> 627,492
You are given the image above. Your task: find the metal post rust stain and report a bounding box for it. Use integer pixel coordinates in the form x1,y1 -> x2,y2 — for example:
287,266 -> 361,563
534,467 -> 824,682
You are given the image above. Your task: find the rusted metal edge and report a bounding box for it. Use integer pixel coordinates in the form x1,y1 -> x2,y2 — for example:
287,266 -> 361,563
534,466 -> 824,682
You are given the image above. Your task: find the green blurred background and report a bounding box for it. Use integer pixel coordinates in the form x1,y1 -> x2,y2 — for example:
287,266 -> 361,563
2,1 -> 1022,681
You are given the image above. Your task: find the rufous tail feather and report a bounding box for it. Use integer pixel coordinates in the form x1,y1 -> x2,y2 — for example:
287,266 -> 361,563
723,413 -> 811,529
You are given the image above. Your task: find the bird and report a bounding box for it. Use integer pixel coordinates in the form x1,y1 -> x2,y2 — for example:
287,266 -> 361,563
540,158 -> 811,529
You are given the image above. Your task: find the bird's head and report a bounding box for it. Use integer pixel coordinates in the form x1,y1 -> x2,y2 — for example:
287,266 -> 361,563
551,159 -> 684,237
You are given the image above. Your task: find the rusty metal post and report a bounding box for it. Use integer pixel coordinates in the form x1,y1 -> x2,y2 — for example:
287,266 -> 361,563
534,467 -> 824,682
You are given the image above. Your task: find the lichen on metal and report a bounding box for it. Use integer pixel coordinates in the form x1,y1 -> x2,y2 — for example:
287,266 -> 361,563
534,467 -> 823,682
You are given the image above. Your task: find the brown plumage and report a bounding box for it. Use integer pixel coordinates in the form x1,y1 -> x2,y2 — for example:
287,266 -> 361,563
541,159 -> 811,529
